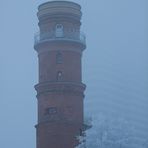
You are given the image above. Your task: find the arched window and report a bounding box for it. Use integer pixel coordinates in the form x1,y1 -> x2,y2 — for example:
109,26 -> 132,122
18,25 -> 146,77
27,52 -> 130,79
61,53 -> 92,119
57,71 -> 62,81
56,24 -> 63,29
56,52 -> 62,64
55,24 -> 64,37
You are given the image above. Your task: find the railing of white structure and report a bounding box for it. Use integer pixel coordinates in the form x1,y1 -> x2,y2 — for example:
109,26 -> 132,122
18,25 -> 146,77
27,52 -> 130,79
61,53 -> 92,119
34,30 -> 86,46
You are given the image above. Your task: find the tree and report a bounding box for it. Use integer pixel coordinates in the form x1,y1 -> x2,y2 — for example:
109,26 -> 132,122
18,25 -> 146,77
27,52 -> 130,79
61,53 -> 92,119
76,113 -> 136,148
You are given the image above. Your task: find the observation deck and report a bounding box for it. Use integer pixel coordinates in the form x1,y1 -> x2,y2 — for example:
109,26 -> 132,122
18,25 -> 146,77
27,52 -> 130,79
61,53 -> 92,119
34,30 -> 86,49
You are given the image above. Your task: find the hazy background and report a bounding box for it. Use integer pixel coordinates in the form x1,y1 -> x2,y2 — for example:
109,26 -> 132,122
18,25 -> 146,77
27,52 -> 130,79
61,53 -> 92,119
0,0 -> 148,147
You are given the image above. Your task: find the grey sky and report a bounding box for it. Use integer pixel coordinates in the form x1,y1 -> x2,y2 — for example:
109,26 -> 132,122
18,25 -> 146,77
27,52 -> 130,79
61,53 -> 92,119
0,0 -> 148,148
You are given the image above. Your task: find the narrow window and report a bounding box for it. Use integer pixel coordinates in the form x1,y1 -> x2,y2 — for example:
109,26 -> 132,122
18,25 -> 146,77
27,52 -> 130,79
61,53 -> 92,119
55,24 -> 64,37
57,71 -> 62,81
56,52 -> 62,64
79,129 -> 84,136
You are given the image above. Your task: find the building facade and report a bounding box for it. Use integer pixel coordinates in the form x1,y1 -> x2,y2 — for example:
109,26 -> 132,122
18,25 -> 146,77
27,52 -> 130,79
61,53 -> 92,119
34,1 -> 86,148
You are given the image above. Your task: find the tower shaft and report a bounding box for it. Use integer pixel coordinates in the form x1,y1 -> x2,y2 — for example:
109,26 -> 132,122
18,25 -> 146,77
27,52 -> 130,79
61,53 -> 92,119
34,1 -> 86,148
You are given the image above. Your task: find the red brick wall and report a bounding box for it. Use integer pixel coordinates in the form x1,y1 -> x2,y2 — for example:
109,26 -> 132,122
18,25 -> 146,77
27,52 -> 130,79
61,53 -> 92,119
35,1 -> 85,148
39,50 -> 82,83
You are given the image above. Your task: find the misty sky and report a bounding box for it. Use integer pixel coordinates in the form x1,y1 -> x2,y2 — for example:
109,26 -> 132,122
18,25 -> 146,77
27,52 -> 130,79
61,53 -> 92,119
0,0 -> 148,148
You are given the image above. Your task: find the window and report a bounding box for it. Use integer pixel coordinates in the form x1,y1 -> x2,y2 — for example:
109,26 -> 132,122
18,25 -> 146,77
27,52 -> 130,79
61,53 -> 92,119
55,24 -> 64,37
56,52 -> 62,64
80,129 -> 83,136
45,107 -> 57,115
57,71 -> 62,81
56,24 -> 63,29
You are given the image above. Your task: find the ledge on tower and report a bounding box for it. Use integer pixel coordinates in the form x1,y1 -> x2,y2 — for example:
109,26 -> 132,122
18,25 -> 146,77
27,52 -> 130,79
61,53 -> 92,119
34,30 -> 86,49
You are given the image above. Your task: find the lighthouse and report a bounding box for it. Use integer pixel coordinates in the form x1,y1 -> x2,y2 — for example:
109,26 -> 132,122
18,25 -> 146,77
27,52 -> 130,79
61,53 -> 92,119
34,1 -> 86,148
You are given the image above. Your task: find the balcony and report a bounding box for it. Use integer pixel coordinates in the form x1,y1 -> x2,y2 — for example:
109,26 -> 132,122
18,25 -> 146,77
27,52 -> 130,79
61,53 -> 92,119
34,30 -> 86,47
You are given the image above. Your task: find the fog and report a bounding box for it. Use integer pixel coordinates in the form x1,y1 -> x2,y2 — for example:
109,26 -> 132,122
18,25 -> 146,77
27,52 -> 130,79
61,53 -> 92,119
0,0 -> 148,147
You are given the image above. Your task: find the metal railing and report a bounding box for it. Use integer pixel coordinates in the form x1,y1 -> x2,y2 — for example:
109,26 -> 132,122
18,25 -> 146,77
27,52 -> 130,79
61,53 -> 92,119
34,30 -> 86,45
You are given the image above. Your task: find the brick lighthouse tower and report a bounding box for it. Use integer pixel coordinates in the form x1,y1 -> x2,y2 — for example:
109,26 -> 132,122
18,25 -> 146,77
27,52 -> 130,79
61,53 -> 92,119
34,1 -> 86,148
